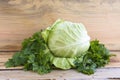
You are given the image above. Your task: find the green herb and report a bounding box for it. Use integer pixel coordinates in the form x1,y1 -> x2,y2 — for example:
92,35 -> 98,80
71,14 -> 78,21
74,40 -> 113,75
5,31 -> 52,74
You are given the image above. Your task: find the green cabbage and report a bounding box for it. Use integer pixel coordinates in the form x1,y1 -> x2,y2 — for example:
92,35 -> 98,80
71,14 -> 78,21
42,19 -> 90,69
42,19 -> 90,58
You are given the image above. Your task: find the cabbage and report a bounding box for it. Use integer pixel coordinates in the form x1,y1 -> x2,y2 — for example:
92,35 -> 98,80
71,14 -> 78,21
43,19 -> 90,58
42,19 -> 90,69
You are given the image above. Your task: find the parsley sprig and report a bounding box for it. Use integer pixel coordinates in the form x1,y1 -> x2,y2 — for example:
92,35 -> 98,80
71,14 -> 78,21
74,40 -> 114,75
5,31 -> 52,74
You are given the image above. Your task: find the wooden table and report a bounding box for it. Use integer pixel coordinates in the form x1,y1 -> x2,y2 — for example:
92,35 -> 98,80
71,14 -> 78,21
0,0 -> 120,80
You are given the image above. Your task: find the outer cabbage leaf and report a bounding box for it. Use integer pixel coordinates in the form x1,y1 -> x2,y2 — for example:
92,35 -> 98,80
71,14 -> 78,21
52,58 -> 71,69
51,56 -> 83,69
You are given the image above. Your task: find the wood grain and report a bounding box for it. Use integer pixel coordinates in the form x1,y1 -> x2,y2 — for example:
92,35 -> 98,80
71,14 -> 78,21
0,69 -> 120,80
0,0 -> 120,51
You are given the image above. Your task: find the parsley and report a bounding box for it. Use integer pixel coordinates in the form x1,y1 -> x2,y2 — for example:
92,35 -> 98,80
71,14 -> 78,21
5,31 -> 52,74
74,40 -> 113,75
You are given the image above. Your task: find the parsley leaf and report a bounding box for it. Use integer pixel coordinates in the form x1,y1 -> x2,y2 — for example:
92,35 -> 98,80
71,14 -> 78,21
74,40 -> 113,75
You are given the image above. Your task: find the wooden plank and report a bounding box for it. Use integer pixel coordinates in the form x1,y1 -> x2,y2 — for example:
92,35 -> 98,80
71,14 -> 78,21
0,52 -> 14,63
0,0 -> 120,51
0,51 -> 120,69
0,68 -> 120,80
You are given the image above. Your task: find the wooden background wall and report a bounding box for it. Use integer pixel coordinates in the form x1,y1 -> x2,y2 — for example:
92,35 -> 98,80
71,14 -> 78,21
0,0 -> 120,51
0,0 -> 120,79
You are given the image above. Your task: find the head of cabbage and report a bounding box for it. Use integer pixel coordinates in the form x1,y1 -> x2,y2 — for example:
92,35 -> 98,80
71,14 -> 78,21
42,19 -> 90,69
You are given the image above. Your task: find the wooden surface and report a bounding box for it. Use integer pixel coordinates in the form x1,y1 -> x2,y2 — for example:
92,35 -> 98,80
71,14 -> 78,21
0,0 -> 120,80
